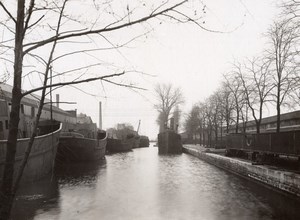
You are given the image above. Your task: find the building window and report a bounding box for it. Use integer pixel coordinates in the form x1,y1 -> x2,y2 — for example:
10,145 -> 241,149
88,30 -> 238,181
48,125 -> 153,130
5,120 -> 8,129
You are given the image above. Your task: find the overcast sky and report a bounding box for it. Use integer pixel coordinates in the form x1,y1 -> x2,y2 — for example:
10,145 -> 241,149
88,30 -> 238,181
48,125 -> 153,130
1,0 -> 281,140
53,0 -> 280,140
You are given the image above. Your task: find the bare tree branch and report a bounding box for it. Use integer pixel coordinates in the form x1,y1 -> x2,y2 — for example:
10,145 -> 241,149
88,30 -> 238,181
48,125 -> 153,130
23,0 -> 188,54
21,71 -> 125,97
0,2 -> 16,23
23,0 -> 35,36
102,78 -> 146,90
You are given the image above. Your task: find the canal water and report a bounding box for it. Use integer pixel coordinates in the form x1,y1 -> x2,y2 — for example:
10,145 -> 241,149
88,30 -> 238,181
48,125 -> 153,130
11,144 -> 300,220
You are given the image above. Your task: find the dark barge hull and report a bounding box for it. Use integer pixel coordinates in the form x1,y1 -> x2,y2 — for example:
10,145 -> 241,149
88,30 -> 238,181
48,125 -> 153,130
106,137 -> 135,152
139,136 -> 150,148
158,130 -> 182,154
0,124 -> 62,183
57,134 -> 107,162
132,136 -> 141,149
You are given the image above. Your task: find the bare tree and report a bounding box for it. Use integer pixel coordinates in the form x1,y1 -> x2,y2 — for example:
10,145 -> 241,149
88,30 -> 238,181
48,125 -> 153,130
156,112 -> 165,133
198,102 -> 208,146
0,0 -> 208,218
184,102 -> 208,145
223,71 -> 245,133
281,0 -> 300,22
208,91 -> 223,145
203,99 -> 214,147
219,81 -> 235,134
172,105 -> 181,132
154,83 -> 184,132
266,18 -> 300,132
233,58 -> 273,133
184,104 -> 200,144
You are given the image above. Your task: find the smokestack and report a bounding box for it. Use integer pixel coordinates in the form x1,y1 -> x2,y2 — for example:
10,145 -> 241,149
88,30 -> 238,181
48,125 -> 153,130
99,101 -> 102,129
56,94 -> 60,108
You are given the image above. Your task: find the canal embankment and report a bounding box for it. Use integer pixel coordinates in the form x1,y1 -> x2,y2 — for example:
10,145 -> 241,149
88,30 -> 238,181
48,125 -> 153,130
183,145 -> 300,198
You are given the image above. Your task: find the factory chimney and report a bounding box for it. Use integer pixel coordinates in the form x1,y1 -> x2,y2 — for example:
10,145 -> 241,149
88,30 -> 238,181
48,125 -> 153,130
99,101 -> 102,129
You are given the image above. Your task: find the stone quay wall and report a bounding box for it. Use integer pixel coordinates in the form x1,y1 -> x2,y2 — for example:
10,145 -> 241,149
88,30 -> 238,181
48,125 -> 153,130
183,146 -> 300,197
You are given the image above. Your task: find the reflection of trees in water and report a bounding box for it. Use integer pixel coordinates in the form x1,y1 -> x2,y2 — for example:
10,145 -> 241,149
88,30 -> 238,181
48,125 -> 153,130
10,175 -> 59,220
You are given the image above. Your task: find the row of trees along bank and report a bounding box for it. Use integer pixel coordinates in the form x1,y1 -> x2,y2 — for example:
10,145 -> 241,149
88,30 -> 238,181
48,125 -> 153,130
184,1 -> 300,146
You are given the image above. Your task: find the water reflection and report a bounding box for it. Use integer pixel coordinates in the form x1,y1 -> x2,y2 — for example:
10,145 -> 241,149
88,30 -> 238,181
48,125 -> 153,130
50,160 -> 106,220
55,159 -> 106,186
10,175 -> 59,220
10,144 -> 300,220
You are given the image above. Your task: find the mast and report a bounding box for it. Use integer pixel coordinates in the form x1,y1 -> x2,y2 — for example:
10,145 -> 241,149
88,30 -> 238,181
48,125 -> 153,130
136,120 -> 141,134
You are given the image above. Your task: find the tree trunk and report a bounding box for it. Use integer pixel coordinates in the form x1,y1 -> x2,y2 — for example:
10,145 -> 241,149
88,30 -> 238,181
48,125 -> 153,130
209,123 -> 213,147
203,130 -> 206,146
199,125 -> 202,145
235,109 -> 239,133
276,105 -> 281,133
220,117 -> 223,147
214,124 -> 218,146
0,1 -> 25,218
276,90 -> 281,133
256,121 -> 260,134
